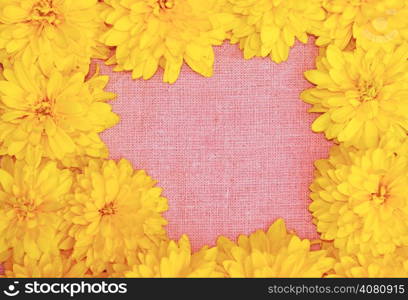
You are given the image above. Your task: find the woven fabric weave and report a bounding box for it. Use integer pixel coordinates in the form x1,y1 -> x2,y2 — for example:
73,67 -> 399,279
100,40 -> 332,250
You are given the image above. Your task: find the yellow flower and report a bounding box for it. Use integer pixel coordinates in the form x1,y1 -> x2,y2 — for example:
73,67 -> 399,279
0,0 -> 106,73
3,253 -> 87,278
101,0 -> 234,83
332,253 -> 408,278
310,144 -> 408,256
0,61 -> 119,166
316,0 -> 408,51
63,158 -> 168,274
125,235 -> 221,278
0,156 -> 72,262
322,242 -> 408,277
90,0 -> 113,62
228,0 -> 325,63
302,44 -> 408,149
216,219 -> 334,277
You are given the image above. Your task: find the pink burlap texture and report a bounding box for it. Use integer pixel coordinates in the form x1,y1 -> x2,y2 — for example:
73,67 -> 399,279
100,40 -> 332,250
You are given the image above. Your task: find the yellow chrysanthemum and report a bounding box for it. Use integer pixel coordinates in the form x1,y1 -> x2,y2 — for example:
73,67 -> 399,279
302,44 -> 408,149
0,156 -> 72,262
228,0 -> 325,63
316,0 -> 408,51
332,253 -> 408,278
63,158 -> 168,274
0,0 -> 106,73
125,235 -> 221,278
3,252 -> 87,278
101,0 -> 234,83
91,0 -> 113,62
216,219 -> 334,277
310,144 -> 408,256
0,62 -> 119,166
321,242 -> 408,278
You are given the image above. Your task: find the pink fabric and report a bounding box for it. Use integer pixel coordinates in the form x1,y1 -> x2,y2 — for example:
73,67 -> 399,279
100,40 -> 332,250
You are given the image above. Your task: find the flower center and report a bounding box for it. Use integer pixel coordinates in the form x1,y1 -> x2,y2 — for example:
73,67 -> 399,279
158,0 -> 174,10
34,98 -> 54,119
371,183 -> 388,205
31,0 -> 63,26
12,198 -> 37,220
99,202 -> 116,216
359,82 -> 378,102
